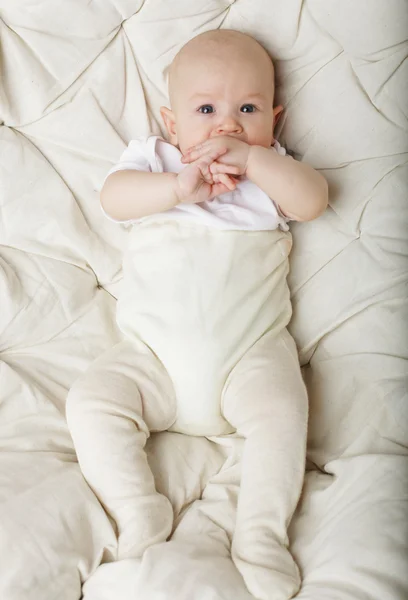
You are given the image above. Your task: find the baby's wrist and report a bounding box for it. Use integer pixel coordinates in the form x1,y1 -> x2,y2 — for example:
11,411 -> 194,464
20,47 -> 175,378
172,174 -> 185,205
246,145 -> 260,177
246,145 -> 277,180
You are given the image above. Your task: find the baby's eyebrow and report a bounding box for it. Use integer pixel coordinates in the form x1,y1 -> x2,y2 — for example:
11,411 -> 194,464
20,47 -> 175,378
189,93 -> 215,101
244,93 -> 265,99
189,92 -> 266,102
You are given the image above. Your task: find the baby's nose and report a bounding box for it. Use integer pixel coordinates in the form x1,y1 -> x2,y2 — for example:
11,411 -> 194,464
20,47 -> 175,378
215,116 -> 242,134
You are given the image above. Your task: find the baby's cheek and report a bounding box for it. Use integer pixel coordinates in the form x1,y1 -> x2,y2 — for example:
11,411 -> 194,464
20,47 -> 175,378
247,120 -> 274,148
251,133 -> 274,148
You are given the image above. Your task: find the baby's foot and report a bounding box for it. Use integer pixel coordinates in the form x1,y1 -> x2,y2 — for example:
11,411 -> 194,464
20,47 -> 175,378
232,542 -> 300,600
116,493 -> 174,560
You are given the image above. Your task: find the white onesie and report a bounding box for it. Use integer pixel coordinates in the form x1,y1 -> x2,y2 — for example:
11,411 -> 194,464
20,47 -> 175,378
104,136 -> 294,436
104,135 -> 290,231
66,135 -> 308,600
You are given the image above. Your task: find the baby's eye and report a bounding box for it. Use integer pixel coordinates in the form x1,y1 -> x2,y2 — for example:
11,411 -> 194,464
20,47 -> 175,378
198,105 -> 214,114
240,104 -> 256,113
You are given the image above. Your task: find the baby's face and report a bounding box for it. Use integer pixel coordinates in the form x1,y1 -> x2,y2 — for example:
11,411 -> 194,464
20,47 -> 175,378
161,33 -> 281,156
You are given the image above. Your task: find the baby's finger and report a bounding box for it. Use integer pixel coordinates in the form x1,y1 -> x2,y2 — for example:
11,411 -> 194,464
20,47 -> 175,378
197,160 -> 213,184
210,181 -> 235,199
182,141 -> 207,160
182,145 -> 227,164
218,173 -> 236,191
210,162 -> 241,176
212,174 -> 225,185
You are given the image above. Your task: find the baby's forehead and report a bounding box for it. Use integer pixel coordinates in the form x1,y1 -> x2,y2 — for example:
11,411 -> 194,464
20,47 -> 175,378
169,31 -> 274,98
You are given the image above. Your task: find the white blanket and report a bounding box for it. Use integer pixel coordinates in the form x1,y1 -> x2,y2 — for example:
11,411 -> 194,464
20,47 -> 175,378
1,1 -> 407,599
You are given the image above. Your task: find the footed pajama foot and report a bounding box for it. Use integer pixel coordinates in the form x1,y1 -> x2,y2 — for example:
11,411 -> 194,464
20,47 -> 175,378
116,493 -> 174,560
232,543 -> 300,600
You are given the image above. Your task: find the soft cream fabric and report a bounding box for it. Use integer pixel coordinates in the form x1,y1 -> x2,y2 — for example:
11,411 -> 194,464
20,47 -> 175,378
0,1 -> 407,599
118,222 -> 292,436
66,221 -> 306,598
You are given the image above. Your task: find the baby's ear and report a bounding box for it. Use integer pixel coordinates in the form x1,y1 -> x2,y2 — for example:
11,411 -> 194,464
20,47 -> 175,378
272,105 -> 284,137
160,106 -> 177,142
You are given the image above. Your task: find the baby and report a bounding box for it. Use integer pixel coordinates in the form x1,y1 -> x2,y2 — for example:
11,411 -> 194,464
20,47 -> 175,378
66,30 -> 328,600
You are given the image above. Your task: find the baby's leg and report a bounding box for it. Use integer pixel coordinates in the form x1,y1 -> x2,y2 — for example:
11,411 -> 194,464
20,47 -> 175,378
66,339 -> 176,560
222,328 -> 308,600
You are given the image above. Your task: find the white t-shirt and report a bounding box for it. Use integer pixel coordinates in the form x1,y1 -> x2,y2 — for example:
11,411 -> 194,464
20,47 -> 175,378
104,136 -> 291,232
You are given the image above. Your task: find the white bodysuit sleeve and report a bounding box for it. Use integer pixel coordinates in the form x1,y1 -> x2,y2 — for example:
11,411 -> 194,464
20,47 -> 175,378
101,137 -> 159,224
106,138 -> 152,178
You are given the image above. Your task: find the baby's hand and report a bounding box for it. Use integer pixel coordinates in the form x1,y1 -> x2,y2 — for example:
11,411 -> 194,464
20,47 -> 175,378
181,136 -> 250,177
176,147 -> 240,205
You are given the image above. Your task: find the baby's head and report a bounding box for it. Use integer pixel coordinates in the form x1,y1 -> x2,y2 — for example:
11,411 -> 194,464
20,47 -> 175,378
160,30 -> 282,155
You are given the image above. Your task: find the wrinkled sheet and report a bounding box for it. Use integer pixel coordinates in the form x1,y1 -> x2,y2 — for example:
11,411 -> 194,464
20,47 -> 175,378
1,1 -> 407,599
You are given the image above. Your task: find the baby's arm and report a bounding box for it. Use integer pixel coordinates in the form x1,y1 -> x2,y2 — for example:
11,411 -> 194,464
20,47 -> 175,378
246,145 -> 328,222
101,171 -> 179,221
101,147 -> 238,222
182,136 -> 328,222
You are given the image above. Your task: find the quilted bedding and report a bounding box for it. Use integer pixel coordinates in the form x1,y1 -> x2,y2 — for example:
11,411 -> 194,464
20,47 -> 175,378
1,1 -> 407,599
